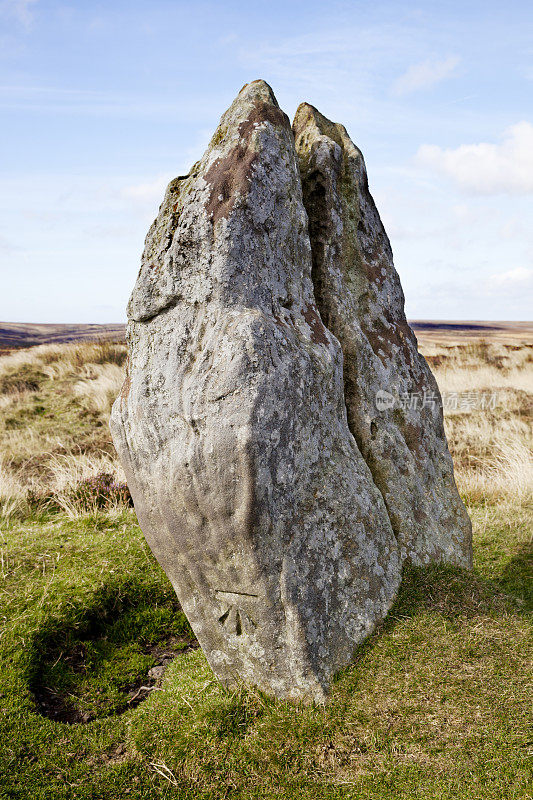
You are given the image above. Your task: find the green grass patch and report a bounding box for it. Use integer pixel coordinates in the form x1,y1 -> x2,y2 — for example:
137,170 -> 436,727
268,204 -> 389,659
0,501 -> 531,799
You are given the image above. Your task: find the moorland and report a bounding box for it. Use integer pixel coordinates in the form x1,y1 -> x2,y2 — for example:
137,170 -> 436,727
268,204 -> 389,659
0,329 -> 531,799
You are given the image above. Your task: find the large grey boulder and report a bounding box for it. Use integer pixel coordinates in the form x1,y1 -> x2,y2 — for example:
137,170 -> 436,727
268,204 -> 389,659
292,103 -> 472,568
110,81 -> 401,702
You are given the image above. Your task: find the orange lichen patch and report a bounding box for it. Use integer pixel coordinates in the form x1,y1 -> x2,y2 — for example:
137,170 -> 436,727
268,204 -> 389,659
303,303 -> 329,346
204,140 -> 257,226
410,368 -> 430,396
204,101 -> 289,227
272,312 -> 289,330
361,324 -> 394,363
357,228 -> 388,287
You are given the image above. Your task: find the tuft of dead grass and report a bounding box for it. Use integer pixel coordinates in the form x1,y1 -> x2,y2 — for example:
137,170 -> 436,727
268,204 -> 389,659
73,362 -> 125,414
0,340 -> 127,517
425,339 -> 533,505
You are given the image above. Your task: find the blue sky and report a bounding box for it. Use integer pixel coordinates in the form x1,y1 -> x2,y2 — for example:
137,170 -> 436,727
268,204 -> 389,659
1,0 -> 532,322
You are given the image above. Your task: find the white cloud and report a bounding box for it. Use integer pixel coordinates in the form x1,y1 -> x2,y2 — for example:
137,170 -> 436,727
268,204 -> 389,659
487,267 -> 533,289
0,86 -> 190,117
0,0 -> 38,26
0,233 -> 19,252
238,26 -> 417,103
391,55 -> 460,97
499,217 -> 530,240
416,122 -> 533,195
120,130 -> 212,209
121,174 -> 173,205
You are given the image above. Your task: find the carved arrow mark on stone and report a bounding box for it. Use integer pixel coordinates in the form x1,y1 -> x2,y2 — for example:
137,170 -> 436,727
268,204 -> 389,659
216,591 -> 258,636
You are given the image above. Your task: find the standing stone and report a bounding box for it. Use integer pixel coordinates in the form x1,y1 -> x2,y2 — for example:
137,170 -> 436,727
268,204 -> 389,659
110,81 -> 401,702
293,104 -> 472,568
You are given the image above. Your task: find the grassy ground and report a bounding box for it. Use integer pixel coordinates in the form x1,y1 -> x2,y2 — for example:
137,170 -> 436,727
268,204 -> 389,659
0,338 -> 531,799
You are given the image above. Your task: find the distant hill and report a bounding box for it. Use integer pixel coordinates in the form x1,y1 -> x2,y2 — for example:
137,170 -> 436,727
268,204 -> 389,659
410,320 -> 533,345
0,320 -> 531,350
0,322 -> 126,350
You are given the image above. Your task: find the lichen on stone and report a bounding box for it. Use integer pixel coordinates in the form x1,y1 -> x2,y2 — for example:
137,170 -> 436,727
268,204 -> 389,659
111,80 -> 471,706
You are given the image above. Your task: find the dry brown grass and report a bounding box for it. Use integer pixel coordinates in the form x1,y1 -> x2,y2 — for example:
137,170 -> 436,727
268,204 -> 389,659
0,341 -> 126,516
424,339 -> 533,505
0,335 -> 531,517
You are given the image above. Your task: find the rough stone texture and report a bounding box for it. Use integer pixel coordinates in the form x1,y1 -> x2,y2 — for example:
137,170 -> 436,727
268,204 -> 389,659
110,81 -> 401,702
292,103 -> 472,568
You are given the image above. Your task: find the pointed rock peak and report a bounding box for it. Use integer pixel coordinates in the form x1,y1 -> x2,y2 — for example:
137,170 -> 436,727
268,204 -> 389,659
238,79 -> 279,106
293,101 -> 321,127
127,81 -> 296,323
202,81 -> 291,228
208,79 -> 289,155
293,103 -> 362,163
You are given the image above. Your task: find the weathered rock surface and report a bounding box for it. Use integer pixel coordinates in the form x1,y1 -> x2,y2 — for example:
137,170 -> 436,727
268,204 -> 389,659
110,81 -> 401,702
292,103 -> 472,568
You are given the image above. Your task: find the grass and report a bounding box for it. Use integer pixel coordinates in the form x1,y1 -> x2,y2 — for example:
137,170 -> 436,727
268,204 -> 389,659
0,337 -> 531,799
0,341 -> 126,517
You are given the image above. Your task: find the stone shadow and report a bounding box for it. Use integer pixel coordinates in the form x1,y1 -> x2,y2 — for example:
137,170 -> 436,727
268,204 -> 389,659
26,581 -> 197,724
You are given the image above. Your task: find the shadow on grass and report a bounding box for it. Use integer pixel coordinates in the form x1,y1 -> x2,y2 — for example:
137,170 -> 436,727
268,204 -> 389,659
26,579 -> 197,724
498,540 -> 533,611
392,561 -> 513,619
23,540 -> 530,727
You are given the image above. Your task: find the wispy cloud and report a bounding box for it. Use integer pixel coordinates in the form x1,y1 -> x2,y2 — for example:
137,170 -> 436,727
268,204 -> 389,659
239,31 -> 369,92
238,25 -> 420,101
122,174 -> 174,205
487,267 -> 533,289
121,127 -> 213,208
0,0 -> 38,27
416,121 -> 533,195
0,233 -> 19,252
391,55 -> 460,97
0,84 -> 212,119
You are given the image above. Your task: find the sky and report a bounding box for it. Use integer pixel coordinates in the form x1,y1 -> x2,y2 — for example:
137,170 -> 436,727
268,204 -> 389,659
1,0 -> 532,323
